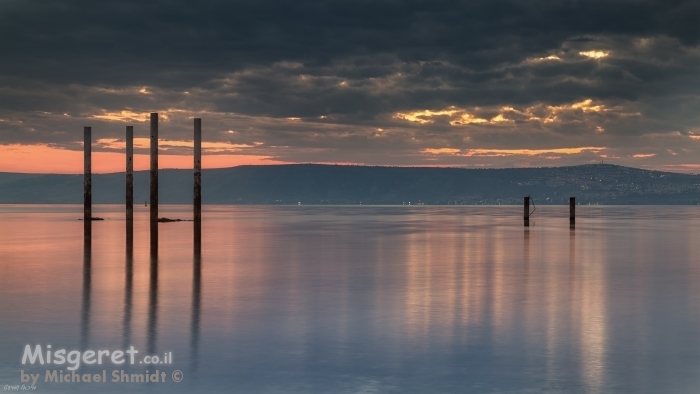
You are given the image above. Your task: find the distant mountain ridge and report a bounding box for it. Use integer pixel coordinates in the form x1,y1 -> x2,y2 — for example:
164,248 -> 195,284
1,164 -> 699,205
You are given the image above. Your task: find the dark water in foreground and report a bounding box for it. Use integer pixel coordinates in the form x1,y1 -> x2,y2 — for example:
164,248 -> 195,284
2,205 -> 700,393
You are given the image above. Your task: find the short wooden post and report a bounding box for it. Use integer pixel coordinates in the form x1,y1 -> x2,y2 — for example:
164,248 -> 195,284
150,113 -> 158,223
193,118 -> 202,222
126,126 -> 133,221
84,127 -> 91,223
570,197 -> 575,227
524,196 -> 530,227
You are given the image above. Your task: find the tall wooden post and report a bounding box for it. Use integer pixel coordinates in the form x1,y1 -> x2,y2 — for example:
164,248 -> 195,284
126,126 -> 133,221
570,197 -> 575,228
194,118 -> 202,222
524,196 -> 530,227
82,126 -> 93,348
84,127 -> 91,223
150,113 -> 158,223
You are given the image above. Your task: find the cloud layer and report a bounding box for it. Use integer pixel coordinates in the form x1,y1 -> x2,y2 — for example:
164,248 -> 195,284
1,0 -> 700,171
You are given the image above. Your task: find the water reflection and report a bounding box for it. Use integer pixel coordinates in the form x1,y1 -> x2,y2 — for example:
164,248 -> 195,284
579,228 -> 607,393
524,227 -> 530,267
148,222 -> 159,355
5,206 -> 700,393
123,220 -> 134,348
190,221 -> 202,371
80,223 -> 91,350
570,228 -> 575,272
83,215 -> 91,243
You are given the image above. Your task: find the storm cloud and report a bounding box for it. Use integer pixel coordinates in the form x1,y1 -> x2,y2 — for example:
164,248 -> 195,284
1,0 -> 700,170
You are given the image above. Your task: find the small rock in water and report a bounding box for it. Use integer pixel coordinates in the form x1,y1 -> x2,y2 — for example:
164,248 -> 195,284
157,217 -> 187,222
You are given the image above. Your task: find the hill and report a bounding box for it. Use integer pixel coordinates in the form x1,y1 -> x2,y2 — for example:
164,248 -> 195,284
0,164 -> 699,205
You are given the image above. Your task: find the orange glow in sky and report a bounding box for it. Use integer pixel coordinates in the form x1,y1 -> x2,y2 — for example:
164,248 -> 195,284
0,144 -> 281,173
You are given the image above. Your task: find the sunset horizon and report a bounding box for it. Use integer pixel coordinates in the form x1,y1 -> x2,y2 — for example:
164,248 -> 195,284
2,1 -> 699,175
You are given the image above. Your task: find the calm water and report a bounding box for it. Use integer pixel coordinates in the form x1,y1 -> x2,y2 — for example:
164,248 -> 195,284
2,205 -> 700,393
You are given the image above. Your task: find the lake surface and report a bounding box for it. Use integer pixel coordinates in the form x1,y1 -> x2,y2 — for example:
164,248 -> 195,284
2,205 -> 700,393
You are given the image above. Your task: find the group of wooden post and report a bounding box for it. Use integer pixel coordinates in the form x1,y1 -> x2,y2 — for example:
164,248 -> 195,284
83,113 -> 202,223
83,122 -> 577,228
524,196 -> 576,227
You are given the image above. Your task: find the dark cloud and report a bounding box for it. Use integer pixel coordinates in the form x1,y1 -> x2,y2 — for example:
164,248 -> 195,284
1,0 -> 700,170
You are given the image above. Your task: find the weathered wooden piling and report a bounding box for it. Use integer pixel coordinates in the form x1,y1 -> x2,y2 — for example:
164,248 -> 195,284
83,124 -> 92,329
84,127 -> 91,224
569,197 -> 575,227
150,113 -> 158,223
126,126 -> 134,221
194,118 -> 202,222
524,196 -> 530,227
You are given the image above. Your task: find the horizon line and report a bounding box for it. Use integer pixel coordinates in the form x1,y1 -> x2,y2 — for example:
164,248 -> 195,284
3,162 -> 699,176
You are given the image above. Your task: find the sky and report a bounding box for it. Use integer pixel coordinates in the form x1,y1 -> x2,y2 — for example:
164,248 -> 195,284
1,0 -> 700,173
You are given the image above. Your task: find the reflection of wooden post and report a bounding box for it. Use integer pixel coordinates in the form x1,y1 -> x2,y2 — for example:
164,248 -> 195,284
147,223 -> 158,354
524,196 -> 530,227
194,118 -> 202,222
126,126 -> 133,221
123,220 -> 133,348
569,197 -> 575,228
150,113 -> 158,223
84,127 -> 91,223
191,220 -> 201,370
81,229 -> 91,349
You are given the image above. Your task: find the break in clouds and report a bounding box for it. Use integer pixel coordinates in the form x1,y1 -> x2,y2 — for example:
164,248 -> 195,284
1,0 -> 700,170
